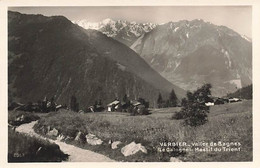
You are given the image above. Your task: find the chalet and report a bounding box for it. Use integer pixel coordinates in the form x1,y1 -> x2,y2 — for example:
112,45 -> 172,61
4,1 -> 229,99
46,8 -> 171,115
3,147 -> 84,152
88,106 -> 95,112
131,100 -> 141,107
107,100 -> 121,112
131,100 -> 148,115
228,97 -> 241,103
205,102 -> 214,106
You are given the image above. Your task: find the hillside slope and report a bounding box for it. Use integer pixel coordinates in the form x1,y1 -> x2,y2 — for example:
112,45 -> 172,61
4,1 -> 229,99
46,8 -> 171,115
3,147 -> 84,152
82,28 -> 184,97
227,84 -> 252,99
131,20 -> 252,96
8,11 -> 184,108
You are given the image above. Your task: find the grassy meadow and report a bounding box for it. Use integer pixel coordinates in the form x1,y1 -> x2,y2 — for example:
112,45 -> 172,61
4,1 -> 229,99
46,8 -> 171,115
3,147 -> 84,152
33,100 -> 252,162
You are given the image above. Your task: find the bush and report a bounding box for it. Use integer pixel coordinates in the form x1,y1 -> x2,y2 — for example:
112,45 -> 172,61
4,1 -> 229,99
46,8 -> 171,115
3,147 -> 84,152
137,105 -> 149,115
178,84 -> 212,127
172,111 -> 187,120
8,129 -> 68,162
8,111 -> 40,126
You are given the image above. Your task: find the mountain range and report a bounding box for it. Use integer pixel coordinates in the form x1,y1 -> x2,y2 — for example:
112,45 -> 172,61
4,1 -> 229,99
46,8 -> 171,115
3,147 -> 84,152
130,20 -> 252,96
74,18 -> 252,96
8,11 -> 184,108
73,18 -> 156,47
8,11 -> 252,109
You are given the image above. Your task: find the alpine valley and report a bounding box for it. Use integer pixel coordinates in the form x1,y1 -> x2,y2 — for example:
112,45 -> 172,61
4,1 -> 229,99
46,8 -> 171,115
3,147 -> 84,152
75,18 -> 252,96
8,11 -> 185,108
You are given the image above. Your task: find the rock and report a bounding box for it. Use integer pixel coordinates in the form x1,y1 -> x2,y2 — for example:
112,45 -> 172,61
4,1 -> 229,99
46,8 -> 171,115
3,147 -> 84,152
8,124 -> 16,131
85,133 -> 103,145
47,126 -> 51,132
35,147 -> 43,155
47,128 -> 59,137
78,110 -> 84,114
15,115 -> 25,122
121,141 -> 147,157
74,131 -> 86,143
57,134 -> 65,141
170,157 -> 182,162
64,136 -> 73,141
111,141 -> 121,149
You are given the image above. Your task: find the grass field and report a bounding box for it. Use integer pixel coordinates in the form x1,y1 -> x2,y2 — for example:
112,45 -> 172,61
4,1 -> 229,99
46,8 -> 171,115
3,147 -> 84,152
33,100 -> 252,162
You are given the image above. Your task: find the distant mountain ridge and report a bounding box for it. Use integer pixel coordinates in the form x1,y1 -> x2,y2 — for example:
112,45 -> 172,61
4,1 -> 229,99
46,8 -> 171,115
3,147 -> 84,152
130,19 -> 252,96
73,18 -> 157,46
227,84 -> 252,100
8,11 -> 184,108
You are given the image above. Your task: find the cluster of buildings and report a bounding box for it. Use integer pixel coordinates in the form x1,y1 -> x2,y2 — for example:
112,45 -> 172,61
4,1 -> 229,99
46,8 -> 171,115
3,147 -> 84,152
106,100 -> 145,112
205,97 -> 242,106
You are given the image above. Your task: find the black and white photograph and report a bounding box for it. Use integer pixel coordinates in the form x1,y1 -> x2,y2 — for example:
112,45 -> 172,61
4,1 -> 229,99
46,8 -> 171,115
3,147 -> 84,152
1,2 -> 258,166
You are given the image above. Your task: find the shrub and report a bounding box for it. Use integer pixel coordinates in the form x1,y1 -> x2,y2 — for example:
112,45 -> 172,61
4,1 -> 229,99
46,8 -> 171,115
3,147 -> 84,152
8,111 -> 40,126
172,111 -> 187,120
137,105 -> 149,115
8,129 -> 68,162
178,84 -> 212,126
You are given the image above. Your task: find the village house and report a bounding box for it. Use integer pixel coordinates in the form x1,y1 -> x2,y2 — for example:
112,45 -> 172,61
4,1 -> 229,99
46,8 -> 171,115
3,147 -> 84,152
228,97 -> 242,103
131,100 -> 148,115
107,100 -> 121,112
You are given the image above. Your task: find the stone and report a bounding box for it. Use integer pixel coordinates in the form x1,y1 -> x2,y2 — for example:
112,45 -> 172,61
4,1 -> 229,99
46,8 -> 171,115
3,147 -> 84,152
15,115 -> 25,122
170,157 -> 182,162
74,131 -> 86,143
57,134 -> 65,141
85,133 -> 103,145
64,136 -> 73,141
47,126 -> 51,132
35,147 -> 43,155
121,141 -> 147,157
78,110 -> 84,114
47,128 -> 59,137
111,141 -> 121,149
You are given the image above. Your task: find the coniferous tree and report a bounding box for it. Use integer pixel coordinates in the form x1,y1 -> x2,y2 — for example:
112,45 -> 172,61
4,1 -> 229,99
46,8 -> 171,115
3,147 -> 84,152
157,93 -> 163,108
98,99 -> 102,106
123,94 -> 128,103
70,95 -> 78,112
169,89 -> 178,107
123,94 -> 131,109
50,96 -> 56,111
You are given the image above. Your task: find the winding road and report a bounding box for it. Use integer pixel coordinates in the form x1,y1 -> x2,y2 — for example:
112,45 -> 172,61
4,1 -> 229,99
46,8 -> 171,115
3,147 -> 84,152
16,121 -> 115,162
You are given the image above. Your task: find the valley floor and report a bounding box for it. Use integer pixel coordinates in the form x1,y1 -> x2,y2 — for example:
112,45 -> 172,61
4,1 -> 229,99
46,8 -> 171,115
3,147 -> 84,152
9,100 -> 252,162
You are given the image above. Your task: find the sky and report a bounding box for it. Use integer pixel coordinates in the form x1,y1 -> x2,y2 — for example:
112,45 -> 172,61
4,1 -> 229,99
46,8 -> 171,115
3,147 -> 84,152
9,6 -> 252,37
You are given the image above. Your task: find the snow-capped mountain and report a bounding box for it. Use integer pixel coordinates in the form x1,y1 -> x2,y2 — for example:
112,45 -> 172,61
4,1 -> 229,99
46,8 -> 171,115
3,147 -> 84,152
131,19 -> 252,96
73,18 -> 157,46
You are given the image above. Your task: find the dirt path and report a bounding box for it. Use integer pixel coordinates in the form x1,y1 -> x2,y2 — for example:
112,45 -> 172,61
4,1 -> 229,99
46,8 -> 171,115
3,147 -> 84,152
16,121 -> 115,162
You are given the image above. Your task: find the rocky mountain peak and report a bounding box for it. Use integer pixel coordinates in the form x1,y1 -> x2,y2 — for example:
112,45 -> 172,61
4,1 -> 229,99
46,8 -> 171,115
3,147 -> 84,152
73,18 -> 157,46
130,19 -> 252,96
